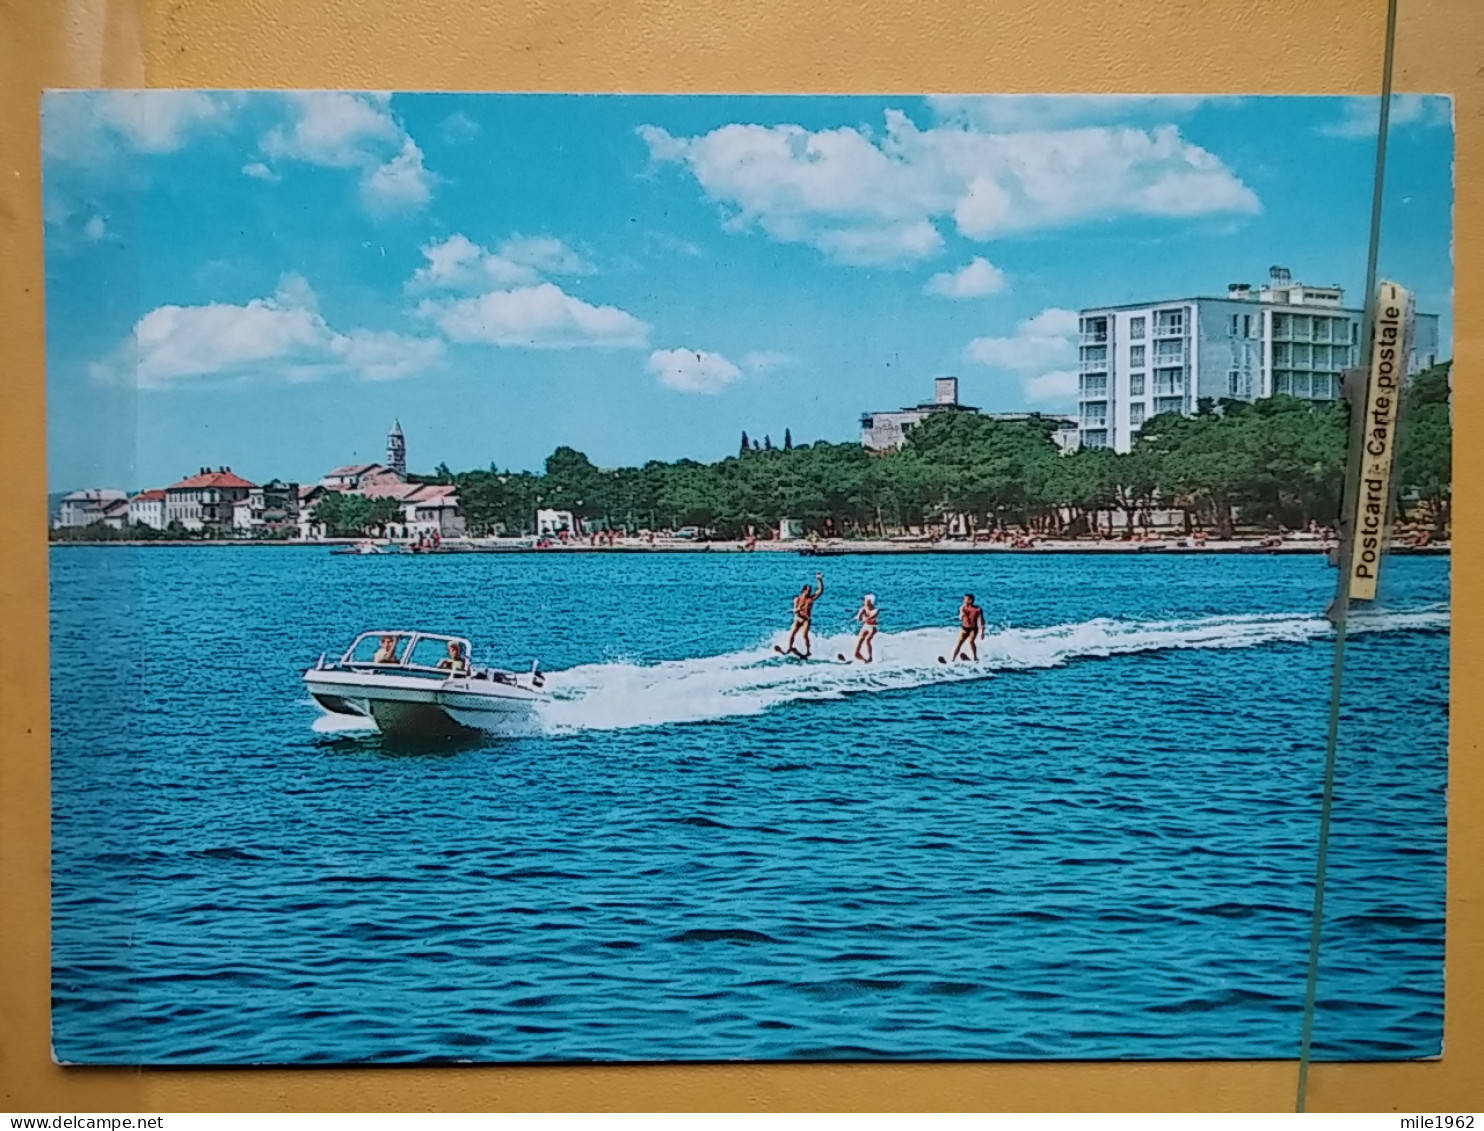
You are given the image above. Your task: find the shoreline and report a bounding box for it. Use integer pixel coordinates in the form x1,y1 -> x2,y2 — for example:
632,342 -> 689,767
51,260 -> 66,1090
46,536 -> 1451,556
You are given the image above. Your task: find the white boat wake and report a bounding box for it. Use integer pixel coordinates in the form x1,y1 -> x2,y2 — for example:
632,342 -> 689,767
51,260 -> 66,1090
534,606 -> 1447,735
310,713 -> 379,735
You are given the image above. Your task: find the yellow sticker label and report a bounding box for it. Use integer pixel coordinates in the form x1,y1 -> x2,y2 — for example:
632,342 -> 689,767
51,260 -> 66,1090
1348,281 -> 1412,601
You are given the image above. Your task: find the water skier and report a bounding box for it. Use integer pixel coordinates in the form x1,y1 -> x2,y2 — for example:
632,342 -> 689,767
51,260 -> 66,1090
853,594 -> 879,663
780,572 -> 824,658
950,593 -> 986,662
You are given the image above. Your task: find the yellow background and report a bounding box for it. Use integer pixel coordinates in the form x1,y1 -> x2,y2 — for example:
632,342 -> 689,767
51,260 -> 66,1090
1,0 -> 1479,1112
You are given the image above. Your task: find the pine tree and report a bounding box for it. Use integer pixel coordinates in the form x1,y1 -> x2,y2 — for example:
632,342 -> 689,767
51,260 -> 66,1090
784,428 -> 793,451
764,435 -> 773,450
753,439 -> 761,451
740,431 -> 750,456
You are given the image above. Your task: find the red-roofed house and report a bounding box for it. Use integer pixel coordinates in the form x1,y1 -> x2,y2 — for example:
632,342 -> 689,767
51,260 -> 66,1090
128,489 -> 167,530
320,463 -> 405,492
363,481 -> 465,538
165,467 -> 256,533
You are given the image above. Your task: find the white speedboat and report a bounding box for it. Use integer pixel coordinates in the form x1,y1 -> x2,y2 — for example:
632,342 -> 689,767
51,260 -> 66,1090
305,630 -> 547,739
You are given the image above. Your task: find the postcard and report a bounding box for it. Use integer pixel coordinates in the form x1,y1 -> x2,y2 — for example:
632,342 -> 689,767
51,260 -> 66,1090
44,91 -> 1451,1065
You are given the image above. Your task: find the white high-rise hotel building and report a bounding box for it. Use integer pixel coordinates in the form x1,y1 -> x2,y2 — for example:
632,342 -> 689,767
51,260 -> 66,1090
1076,266 -> 1441,452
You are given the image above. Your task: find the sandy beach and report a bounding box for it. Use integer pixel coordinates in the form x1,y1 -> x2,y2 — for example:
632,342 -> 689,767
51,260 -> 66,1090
376,533 -> 1448,556
48,533 -> 1450,556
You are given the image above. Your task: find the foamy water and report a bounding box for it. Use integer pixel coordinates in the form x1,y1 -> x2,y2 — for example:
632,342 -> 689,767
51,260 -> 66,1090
536,606 -> 1448,734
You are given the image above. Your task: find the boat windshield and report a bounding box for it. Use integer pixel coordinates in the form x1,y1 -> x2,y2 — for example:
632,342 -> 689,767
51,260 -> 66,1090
339,631 -> 474,673
406,635 -> 471,672
346,633 -> 409,666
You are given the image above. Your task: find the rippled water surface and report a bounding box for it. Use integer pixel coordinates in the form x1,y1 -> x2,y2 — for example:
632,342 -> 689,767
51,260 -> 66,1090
50,547 -> 1448,1064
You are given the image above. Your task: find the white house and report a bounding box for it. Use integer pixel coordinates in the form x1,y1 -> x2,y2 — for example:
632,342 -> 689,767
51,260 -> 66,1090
55,489 -> 127,528
128,489 -> 167,530
536,508 -> 578,537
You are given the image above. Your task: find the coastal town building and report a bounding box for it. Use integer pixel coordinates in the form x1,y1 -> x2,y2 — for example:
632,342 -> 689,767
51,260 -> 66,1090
165,468 -> 255,533
364,481 -> 466,539
1076,266 -> 1442,453
55,489 -> 127,528
314,423 -> 465,537
861,377 -> 975,450
128,489 -> 167,530
319,463 -> 405,492
98,498 -> 131,530
387,419 -> 407,478
321,421 -> 411,492
861,377 -> 1080,454
296,485 -> 329,540
232,479 -> 301,536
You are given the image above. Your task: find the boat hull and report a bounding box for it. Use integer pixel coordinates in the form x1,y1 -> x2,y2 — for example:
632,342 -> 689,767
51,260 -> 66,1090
306,669 -> 543,739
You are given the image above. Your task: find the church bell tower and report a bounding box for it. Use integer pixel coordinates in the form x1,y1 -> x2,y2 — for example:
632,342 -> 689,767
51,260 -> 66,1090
387,419 -> 406,478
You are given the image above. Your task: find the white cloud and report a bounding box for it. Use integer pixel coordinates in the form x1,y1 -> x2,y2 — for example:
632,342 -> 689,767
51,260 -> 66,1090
360,137 -> 434,212
241,161 -> 280,181
408,234 -> 593,292
1019,308 -> 1079,337
439,110 -> 480,143
261,92 -> 399,166
926,256 -> 1008,298
256,92 -> 435,214
91,274 -> 443,388
332,329 -> 445,381
964,308 -> 1078,371
419,283 -> 649,349
964,307 -> 1081,407
498,235 -> 594,276
647,348 -> 743,393
814,221 -> 944,266
43,90 -> 238,164
1023,370 -> 1078,404
1320,94 -> 1453,138
640,111 -> 1258,266
928,95 -> 1232,132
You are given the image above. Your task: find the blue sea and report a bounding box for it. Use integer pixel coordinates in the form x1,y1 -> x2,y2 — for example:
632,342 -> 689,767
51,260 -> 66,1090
49,546 -> 1448,1065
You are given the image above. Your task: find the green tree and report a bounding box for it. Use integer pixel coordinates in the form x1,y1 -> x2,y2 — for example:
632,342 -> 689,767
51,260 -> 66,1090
542,446 -> 604,518
1399,361 -> 1452,534
313,492 -> 374,536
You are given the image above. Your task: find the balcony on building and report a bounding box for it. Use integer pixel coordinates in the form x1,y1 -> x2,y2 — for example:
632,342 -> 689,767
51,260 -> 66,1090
1078,315 -> 1109,346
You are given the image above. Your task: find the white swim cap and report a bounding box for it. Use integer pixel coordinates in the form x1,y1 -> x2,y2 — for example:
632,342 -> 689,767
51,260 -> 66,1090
865,593 -> 876,603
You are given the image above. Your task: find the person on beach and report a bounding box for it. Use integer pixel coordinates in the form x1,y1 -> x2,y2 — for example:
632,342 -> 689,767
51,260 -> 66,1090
854,594 -> 879,663
785,572 -> 825,657
951,594 -> 986,662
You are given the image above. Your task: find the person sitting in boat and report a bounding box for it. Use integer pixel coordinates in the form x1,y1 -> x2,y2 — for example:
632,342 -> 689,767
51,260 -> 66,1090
372,634 -> 401,664
437,640 -> 469,676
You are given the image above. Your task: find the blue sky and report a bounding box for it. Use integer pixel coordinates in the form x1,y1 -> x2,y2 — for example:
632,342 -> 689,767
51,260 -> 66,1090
43,92 -> 1454,492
